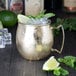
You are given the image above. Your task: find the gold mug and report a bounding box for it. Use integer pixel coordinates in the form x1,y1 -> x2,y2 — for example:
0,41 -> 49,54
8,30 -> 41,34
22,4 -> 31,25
16,22 -> 65,60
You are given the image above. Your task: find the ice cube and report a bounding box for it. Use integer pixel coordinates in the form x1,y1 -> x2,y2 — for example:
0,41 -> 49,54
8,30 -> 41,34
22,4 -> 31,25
3,28 -> 8,34
0,35 -> 5,48
26,17 -> 50,25
40,18 -> 50,25
4,33 -> 12,45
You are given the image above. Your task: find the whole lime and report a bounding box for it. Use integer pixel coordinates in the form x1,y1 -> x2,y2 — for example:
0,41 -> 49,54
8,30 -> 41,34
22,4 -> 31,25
0,10 -> 18,27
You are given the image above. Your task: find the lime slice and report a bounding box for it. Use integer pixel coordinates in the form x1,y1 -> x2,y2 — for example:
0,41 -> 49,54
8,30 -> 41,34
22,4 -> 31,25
43,56 -> 60,71
0,21 -> 3,29
17,14 -> 30,24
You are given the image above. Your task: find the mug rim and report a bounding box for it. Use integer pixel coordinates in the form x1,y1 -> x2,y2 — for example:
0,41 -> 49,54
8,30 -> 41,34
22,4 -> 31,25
18,22 -> 51,27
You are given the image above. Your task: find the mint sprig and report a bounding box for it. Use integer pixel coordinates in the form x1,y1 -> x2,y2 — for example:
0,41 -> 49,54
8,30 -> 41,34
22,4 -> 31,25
53,67 -> 69,76
27,11 -> 55,19
52,17 -> 76,31
58,56 -> 76,70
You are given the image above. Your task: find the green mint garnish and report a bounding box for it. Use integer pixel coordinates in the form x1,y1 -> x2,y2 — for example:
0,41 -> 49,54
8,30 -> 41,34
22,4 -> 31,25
58,56 -> 76,70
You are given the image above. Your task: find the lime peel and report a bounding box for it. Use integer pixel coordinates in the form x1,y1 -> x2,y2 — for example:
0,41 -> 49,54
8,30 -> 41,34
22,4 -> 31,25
43,56 -> 60,71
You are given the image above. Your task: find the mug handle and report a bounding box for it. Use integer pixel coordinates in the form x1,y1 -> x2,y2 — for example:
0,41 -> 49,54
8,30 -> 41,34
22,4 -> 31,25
50,25 -> 65,54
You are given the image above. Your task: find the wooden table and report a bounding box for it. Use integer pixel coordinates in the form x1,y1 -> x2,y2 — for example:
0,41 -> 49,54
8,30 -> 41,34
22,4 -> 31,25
0,15 -> 76,76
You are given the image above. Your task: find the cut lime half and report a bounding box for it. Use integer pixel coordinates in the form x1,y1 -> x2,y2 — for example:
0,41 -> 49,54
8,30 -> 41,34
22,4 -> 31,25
43,56 -> 60,71
17,14 -> 30,24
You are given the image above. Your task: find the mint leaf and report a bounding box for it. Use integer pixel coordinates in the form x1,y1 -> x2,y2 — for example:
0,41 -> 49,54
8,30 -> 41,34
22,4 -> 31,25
60,67 -> 69,76
53,69 -> 61,76
36,11 -> 45,19
44,13 -> 55,18
53,67 -> 69,76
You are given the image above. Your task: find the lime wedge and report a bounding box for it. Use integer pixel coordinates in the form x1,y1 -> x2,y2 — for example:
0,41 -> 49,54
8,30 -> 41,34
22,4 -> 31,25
17,14 -> 30,24
43,56 -> 60,71
0,21 -> 3,29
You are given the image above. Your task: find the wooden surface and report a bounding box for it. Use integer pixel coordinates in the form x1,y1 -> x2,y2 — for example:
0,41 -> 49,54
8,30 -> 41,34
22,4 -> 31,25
0,22 -> 76,76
